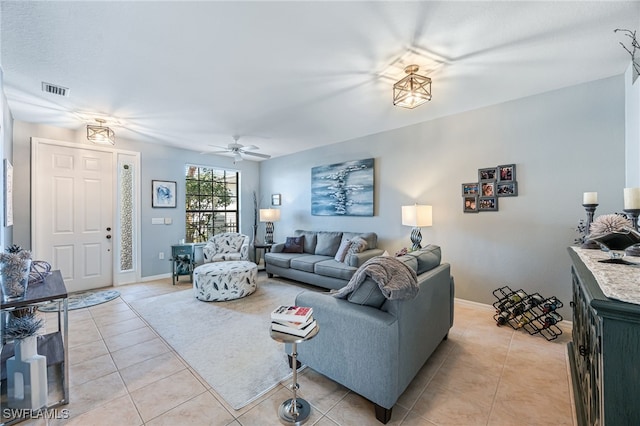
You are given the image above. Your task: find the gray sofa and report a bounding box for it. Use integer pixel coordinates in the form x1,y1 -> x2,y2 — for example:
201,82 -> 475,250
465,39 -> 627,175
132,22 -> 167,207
265,230 -> 385,290
288,245 -> 454,423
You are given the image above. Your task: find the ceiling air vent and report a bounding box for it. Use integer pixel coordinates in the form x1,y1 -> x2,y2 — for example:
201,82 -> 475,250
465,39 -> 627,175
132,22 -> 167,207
41,82 -> 69,97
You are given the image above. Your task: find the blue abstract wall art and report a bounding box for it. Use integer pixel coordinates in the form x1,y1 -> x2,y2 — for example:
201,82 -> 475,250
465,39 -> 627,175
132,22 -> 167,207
311,158 -> 374,216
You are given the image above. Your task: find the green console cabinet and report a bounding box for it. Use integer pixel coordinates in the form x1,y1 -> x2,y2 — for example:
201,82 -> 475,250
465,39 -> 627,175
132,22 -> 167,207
568,248 -> 640,426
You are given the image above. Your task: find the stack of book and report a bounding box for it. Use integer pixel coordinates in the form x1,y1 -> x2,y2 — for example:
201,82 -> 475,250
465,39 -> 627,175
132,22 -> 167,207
270,305 -> 317,337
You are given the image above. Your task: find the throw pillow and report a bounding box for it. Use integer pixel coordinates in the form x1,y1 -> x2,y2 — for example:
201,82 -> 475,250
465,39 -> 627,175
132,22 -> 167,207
334,239 -> 351,262
282,236 -> 305,253
315,232 -> 343,256
347,280 -> 386,308
348,236 -> 368,254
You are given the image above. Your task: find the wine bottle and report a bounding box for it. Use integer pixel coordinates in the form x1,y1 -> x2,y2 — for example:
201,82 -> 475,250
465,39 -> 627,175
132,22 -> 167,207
542,312 -> 562,329
496,311 -> 510,325
517,312 -> 533,328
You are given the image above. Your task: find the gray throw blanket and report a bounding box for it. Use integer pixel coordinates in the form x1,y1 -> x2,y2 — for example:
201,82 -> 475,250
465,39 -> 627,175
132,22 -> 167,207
333,256 -> 419,300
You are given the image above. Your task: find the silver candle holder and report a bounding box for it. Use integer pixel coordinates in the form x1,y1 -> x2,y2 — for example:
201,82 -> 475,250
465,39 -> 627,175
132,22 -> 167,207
581,203 -> 599,249
624,208 -> 640,257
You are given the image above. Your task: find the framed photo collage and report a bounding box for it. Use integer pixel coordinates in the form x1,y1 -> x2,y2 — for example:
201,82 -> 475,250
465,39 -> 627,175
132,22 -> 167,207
462,164 -> 517,213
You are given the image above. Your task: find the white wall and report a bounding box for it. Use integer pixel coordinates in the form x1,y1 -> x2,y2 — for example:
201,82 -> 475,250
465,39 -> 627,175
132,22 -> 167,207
260,76 -> 626,318
12,122 -> 261,278
626,62 -> 640,186
1,67 -> 13,249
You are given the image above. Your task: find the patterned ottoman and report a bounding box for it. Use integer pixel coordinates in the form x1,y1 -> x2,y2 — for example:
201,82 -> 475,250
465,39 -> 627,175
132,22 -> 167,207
193,260 -> 258,301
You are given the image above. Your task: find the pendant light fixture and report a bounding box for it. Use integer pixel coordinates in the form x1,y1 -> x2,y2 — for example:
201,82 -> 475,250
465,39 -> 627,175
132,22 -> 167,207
87,118 -> 115,145
393,64 -> 432,109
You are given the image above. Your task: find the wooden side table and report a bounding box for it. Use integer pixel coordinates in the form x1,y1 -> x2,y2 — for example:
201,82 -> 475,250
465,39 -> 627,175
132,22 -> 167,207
269,325 -> 319,425
253,243 -> 273,271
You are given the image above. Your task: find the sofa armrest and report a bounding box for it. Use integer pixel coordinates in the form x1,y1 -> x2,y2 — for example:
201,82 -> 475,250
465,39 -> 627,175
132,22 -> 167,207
293,291 -> 400,407
345,248 -> 385,267
240,243 -> 249,260
271,243 -> 285,253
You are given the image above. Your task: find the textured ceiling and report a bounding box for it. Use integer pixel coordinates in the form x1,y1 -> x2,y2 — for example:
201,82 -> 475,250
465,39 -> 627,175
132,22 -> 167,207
2,1 -> 639,160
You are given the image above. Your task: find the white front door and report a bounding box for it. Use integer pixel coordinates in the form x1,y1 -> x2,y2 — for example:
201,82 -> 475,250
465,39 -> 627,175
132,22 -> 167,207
33,140 -> 114,292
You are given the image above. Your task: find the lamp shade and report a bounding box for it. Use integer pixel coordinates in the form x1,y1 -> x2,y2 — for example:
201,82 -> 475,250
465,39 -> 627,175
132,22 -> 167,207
259,208 -> 280,222
402,205 -> 432,227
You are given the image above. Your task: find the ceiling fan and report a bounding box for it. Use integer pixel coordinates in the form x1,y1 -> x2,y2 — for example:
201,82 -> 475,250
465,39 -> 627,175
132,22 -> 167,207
205,136 -> 271,163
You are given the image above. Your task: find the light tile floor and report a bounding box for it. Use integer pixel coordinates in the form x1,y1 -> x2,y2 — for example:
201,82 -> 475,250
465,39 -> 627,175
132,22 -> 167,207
24,274 -> 575,426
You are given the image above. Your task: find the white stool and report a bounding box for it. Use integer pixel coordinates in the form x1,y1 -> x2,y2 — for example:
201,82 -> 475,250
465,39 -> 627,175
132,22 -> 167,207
193,260 -> 257,301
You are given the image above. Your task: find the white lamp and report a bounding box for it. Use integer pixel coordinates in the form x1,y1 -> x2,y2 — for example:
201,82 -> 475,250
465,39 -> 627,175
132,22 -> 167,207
259,208 -> 281,244
402,204 -> 432,250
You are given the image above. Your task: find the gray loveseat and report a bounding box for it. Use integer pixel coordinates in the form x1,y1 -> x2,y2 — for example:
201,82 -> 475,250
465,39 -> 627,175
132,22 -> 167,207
265,230 -> 385,290
288,245 -> 454,423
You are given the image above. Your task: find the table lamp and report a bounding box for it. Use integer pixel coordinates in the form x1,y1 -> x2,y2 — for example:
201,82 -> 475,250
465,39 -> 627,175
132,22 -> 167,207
402,204 -> 432,250
260,208 -> 281,244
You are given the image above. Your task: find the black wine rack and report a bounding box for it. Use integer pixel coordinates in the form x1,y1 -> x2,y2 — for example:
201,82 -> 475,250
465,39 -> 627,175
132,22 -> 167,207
492,285 -> 563,341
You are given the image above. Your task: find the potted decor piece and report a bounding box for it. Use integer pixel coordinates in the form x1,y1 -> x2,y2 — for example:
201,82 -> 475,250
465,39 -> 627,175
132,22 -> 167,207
0,245 -> 32,302
5,311 -> 48,410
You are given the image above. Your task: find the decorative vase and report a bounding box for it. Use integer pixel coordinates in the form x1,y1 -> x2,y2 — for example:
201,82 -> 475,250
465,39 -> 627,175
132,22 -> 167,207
1,257 -> 32,302
7,335 -> 48,410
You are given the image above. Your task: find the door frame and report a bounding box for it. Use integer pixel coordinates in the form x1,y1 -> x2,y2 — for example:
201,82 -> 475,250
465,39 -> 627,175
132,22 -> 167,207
31,137 -> 141,286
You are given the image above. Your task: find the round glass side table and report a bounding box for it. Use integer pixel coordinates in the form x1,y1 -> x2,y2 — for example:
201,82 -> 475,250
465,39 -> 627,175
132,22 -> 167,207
269,325 -> 319,425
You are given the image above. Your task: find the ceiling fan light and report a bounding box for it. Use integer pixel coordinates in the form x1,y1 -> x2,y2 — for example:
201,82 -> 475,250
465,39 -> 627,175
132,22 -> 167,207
87,118 -> 115,145
393,65 -> 432,109
233,152 -> 243,162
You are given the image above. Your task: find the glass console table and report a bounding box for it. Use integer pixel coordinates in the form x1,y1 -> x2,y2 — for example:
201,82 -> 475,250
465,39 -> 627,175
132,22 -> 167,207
1,271 -> 69,425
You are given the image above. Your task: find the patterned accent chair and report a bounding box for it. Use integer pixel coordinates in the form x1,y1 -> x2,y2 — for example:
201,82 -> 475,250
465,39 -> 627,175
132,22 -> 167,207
202,233 -> 250,263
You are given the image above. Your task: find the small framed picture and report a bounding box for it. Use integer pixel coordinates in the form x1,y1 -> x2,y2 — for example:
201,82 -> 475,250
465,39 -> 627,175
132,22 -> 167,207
481,181 -> 496,197
463,196 -> 479,213
152,180 -> 177,208
498,164 -> 516,182
479,197 -> 499,211
497,181 -> 518,197
462,183 -> 479,196
271,193 -> 281,206
478,167 -> 497,182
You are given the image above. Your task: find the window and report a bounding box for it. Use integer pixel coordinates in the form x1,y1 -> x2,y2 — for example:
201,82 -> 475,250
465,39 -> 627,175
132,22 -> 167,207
185,165 -> 239,243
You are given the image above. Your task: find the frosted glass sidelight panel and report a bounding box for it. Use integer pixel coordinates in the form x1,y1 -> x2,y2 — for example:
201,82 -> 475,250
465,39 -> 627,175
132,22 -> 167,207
120,164 -> 133,271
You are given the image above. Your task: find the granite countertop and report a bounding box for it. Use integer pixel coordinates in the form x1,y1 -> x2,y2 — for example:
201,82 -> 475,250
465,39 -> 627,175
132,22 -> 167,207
571,247 -> 640,305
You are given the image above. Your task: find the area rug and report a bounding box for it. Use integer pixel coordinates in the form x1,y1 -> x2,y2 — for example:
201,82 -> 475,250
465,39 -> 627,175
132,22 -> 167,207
129,280 -> 306,410
37,289 -> 121,312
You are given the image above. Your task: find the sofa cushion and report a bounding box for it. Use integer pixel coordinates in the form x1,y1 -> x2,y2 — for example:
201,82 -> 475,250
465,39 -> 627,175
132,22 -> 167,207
347,279 -> 386,308
395,255 -> 418,273
294,230 -> 317,254
314,259 -> 357,281
283,236 -> 305,253
290,255 -> 333,273
407,245 -> 441,274
264,252 -> 306,268
342,232 -> 377,249
334,239 -> 351,262
315,232 -> 343,256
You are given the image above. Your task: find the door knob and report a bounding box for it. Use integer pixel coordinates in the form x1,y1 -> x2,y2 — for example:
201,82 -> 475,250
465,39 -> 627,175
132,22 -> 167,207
106,235 -> 112,239
106,227 -> 112,231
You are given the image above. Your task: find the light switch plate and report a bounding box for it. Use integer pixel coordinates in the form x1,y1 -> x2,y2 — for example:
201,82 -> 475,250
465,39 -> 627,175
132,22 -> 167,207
164,217 -> 173,225
151,217 -> 164,225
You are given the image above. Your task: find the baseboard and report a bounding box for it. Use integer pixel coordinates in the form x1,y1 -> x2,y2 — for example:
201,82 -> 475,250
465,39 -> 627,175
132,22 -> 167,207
454,297 -> 495,312
140,273 -> 172,282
